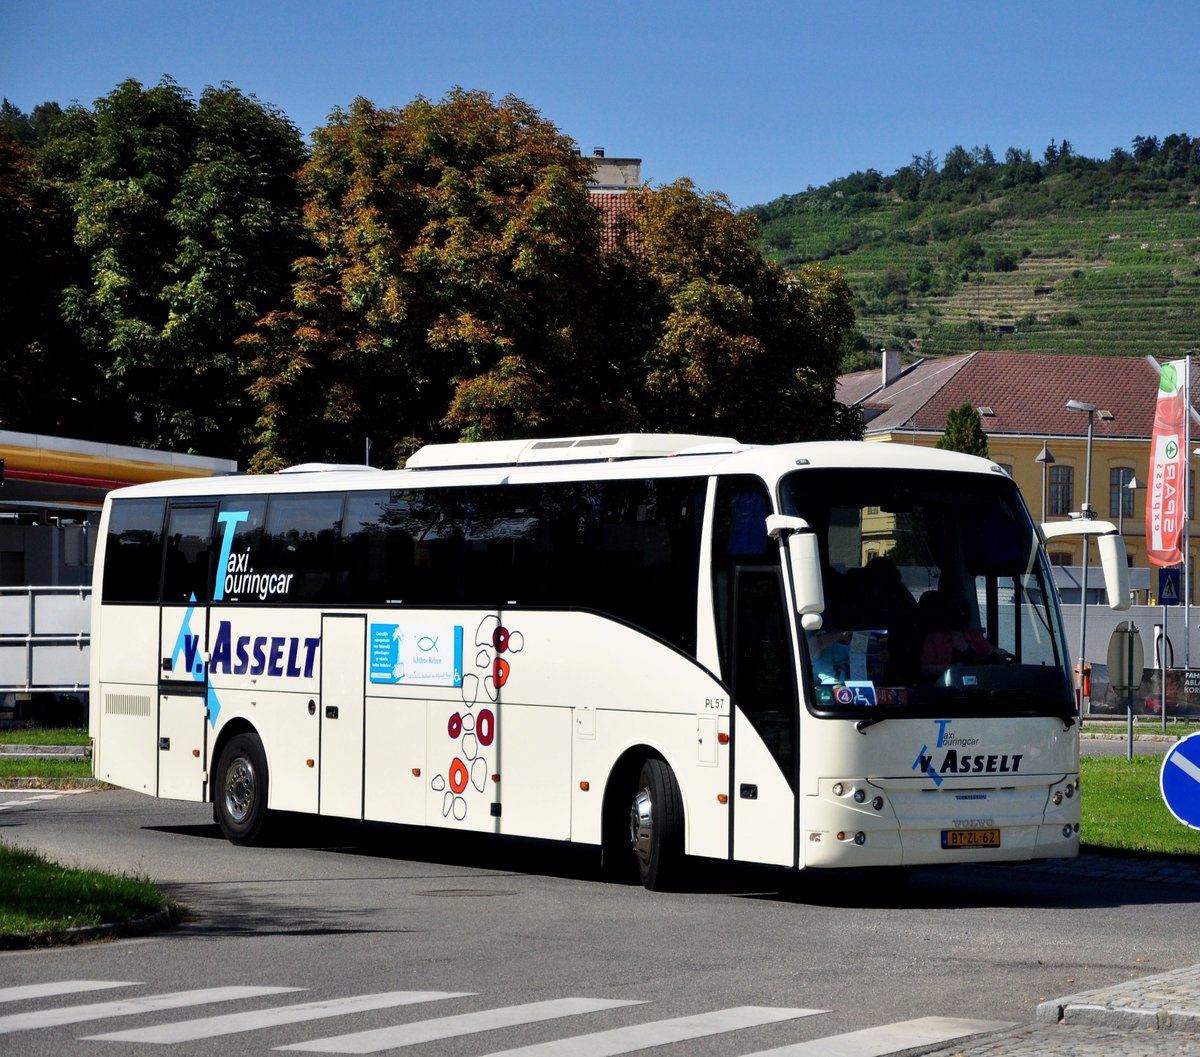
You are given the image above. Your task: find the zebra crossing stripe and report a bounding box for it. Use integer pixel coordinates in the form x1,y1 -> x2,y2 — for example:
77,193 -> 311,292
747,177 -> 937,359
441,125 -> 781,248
0,986 -> 301,1035
276,997 -> 643,1054
475,1005 -> 826,1057
84,991 -> 473,1044
735,1015 -> 1015,1056
0,981 -> 137,1004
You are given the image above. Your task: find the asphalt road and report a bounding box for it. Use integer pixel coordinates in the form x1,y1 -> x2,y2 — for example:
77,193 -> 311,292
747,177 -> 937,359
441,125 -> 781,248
2,788 -> 1198,1057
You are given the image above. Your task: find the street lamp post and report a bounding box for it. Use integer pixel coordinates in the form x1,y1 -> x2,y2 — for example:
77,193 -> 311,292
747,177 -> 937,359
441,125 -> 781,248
1066,400 -> 1113,718
1036,442 -> 1055,523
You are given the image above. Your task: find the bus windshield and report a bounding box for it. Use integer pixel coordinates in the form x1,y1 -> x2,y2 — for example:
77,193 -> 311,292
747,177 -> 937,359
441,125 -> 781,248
780,467 -> 1074,720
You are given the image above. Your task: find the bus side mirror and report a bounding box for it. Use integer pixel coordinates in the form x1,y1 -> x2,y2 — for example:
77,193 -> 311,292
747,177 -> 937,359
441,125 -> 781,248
766,515 -> 825,631
1041,519 -> 1131,611
1096,532 -> 1131,611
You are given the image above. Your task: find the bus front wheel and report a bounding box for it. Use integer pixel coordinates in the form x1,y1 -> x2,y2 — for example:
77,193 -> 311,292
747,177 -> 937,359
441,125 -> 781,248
630,758 -> 682,891
214,733 -> 270,845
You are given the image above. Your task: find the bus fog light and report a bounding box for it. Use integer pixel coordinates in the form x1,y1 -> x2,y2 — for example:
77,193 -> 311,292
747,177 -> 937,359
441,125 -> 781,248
1052,791 -> 1063,805
832,782 -> 844,797
1065,784 -> 1074,798
872,796 -> 883,811
1074,823 -> 1080,833
1062,825 -> 1072,838
853,789 -> 866,804
854,831 -> 866,846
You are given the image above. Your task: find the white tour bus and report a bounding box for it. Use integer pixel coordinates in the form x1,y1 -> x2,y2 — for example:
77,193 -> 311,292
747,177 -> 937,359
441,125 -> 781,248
88,434 -> 1129,889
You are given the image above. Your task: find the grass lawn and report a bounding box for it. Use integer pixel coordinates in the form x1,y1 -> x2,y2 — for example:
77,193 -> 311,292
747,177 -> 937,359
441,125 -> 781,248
1080,754 -> 1200,857
0,726 -> 88,745
0,758 -> 93,783
0,840 -> 167,938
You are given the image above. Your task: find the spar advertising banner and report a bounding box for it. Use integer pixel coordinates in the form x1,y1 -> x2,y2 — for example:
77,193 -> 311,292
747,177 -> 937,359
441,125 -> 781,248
1147,359 -> 1188,567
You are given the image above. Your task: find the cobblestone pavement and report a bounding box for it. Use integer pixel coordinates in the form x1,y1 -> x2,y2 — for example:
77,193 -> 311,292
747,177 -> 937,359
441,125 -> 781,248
919,854 -> 1200,1057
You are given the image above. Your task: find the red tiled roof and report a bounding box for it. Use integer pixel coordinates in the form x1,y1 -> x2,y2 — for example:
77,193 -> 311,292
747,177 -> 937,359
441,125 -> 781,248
590,191 -> 640,254
848,352 -> 1196,440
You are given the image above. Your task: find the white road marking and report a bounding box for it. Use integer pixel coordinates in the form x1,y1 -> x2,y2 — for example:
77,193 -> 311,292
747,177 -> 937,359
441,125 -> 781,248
0,981 -> 137,1004
0,979 -> 1014,1057
84,991 -> 472,1044
276,998 -> 643,1054
737,1015 -> 1015,1056
0,986 -> 300,1034
476,1006 -> 826,1057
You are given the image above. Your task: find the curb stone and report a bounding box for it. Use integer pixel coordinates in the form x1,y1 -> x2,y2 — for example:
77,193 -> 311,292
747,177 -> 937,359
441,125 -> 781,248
0,906 -> 177,951
1036,964 -> 1200,1034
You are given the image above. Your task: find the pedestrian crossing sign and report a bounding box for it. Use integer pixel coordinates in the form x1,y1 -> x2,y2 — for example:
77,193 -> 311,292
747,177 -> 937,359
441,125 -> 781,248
1160,566 -> 1181,606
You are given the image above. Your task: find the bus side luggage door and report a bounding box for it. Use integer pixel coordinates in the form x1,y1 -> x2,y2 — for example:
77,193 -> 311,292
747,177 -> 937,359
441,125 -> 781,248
319,614 -> 366,818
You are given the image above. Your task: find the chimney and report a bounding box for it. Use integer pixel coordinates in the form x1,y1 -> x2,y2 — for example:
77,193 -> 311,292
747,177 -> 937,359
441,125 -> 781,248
881,348 -> 902,388
593,147 -> 605,158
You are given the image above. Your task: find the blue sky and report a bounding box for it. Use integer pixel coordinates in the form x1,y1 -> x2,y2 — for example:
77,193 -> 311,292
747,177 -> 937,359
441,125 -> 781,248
4,1 -> 1198,210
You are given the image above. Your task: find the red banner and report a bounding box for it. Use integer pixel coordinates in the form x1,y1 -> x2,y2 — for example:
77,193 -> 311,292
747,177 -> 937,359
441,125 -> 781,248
1147,359 -> 1187,567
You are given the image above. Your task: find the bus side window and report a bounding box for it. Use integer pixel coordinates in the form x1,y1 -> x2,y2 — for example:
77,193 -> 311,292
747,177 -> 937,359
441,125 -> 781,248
262,494 -> 345,604
342,491 -> 413,604
102,498 -> 166,603
162,505 -> 216,604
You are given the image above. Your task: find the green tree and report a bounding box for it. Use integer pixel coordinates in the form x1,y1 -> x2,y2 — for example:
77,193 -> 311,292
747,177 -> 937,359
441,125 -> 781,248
42,78 -> 306,458
935,401 -> 989,457
0,127 -> 100,436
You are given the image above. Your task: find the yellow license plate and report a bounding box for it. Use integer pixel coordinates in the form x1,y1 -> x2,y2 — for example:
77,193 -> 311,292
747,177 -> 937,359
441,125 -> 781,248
941,829 -> 1000,849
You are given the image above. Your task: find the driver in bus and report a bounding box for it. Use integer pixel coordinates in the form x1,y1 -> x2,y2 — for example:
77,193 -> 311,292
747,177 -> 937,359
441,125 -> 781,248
920,592 -> 1012,668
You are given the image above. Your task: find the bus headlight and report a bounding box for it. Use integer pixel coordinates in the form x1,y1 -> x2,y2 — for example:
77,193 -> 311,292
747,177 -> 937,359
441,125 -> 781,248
1052,790 -> 1063,805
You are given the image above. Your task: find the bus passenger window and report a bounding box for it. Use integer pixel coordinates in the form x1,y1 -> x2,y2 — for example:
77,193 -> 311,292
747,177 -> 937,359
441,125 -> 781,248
102,498 -> 165,603
162,505 -> 216,604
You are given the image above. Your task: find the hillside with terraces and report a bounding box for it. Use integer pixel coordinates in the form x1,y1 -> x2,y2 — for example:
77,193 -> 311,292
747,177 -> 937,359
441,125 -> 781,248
750,138 -> 1200,364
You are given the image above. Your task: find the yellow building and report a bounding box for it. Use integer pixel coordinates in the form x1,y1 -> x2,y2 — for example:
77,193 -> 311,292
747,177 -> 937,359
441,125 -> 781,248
838,351 -> 1196,603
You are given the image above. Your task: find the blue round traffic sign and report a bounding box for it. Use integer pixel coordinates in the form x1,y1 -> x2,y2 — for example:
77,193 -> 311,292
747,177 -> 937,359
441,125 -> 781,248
1160,733 -> 1200,830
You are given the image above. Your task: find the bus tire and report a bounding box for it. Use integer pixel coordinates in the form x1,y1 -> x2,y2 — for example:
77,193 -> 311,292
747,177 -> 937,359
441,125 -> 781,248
630,758 -> 683,891
214,733 -> 270,845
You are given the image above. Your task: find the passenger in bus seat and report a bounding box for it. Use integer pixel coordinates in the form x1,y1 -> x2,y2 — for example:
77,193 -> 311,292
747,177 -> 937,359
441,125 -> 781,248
920,592 -> 1012,668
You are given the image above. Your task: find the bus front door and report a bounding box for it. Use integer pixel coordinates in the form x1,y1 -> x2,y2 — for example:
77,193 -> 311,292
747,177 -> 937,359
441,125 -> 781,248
730,567 -> 798,867
157,501 -> 216,802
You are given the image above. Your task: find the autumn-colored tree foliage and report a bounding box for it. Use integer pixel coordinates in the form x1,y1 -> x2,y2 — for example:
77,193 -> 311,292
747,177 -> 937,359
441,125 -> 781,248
245,89 -> 606,470
247,89 -> 859,470
619,180 -> 859,442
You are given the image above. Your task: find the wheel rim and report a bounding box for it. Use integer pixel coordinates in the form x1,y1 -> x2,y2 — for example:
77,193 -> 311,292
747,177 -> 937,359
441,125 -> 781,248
630,785 -> 653,869
224,754 -> 257,824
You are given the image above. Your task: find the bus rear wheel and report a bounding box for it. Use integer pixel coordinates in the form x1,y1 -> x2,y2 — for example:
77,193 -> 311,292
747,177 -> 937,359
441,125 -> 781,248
630,758 -> 683,891
214,733 -> 270,845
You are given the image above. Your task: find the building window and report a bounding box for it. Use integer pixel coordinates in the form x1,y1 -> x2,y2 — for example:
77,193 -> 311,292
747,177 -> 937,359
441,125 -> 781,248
996,462 -> 1013,478
1110,467 -> 1135,519
1049,465 -> 1074,517
1048,551 -> 1072,566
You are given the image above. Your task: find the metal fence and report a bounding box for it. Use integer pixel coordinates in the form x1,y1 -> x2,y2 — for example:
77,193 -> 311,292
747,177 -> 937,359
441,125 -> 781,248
0,586 -> 91,693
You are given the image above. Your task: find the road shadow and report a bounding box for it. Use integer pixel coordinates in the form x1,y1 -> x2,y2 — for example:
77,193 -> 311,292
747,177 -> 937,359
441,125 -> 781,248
147,813 -> 1200,913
